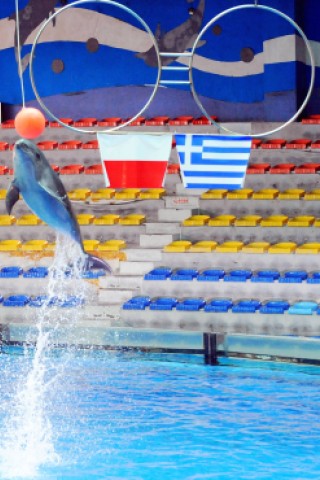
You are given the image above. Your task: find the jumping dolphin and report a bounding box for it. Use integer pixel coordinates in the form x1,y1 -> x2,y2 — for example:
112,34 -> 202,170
6,139 -> 112,274
136,0 -> 206,67
9,0 -> 68,74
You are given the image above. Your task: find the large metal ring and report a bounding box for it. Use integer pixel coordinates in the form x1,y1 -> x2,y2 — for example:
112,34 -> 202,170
29,0 -> 162,134
189,4 -> 315,138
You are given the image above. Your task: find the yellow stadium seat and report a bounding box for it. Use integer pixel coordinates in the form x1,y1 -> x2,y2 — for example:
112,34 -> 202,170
189,240 -> 217,252
0,189 -> 7,200
296,243 -> 320,254
201,189 -> 227,199
304,189 -> 320,201
0,239 -> 21,251
139,189 -> 166,199
163,240 -> 192,252
215,240 -> 244,252
183,215 -> 210,226
252,188 -> 279,200
91,188 -> 116,201
68,189 -> 91,201
0,215 -> 16,226
83,239 -> 100,251
226,188 -> 253,199
242,241 -> 270,253
260,215 -> 288,227
114,189 -> 141,200
207,215 -> 236,227
76,214 -> 95,225
98,239 -> 127,251
119,214 -> 146,225
234,215 -> 262,227
287,215 -> 315,227
21,240 -> 49,251
93,215 -> 120,225
17,215 -> 43,225
44,242 -> 56,252
268,242 -> 297,254
278,189 -> 305,200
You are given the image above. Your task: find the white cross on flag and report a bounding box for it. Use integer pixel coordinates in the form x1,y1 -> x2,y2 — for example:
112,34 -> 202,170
175,134 -> 252,189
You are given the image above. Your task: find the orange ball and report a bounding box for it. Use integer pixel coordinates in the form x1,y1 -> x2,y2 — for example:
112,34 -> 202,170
14,107 -> 46,139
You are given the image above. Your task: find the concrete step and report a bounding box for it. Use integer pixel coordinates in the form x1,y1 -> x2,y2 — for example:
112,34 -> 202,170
99,275 -> 142,290
145,222 -> 181,235
125,248 -> 163,262
98,288 -> 134,304
164,196 -> 200,209
119,261 -> 156,275
139,234 -> 180,248
158,208 -> 197,222
141,278 -> 320,302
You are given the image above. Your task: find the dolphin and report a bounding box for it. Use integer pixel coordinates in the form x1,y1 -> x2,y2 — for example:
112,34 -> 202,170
6,139 -> 112,274
136,0 -> 206,67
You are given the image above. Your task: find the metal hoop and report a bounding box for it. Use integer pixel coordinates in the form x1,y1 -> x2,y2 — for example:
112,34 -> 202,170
189,4 -> 315,138
29,0 -> 162,134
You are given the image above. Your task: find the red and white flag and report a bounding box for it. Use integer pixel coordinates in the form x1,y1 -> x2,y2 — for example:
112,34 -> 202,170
97,133 -> 172,188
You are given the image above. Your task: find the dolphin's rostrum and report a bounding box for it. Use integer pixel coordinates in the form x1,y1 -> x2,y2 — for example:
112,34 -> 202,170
6,139 -> 112,274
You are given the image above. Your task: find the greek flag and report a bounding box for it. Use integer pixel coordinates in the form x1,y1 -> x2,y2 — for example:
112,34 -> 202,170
175,134 -> 252,189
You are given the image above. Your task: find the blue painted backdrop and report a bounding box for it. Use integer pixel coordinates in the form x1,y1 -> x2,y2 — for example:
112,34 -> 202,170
0,0 -> 318,121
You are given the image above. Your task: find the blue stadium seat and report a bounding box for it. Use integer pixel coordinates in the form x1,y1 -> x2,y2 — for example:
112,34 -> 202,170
224,270 -> 252,282
0,266 -> 23,278
170,269 -> 198,281
288,301 -> 318,315
149,297 -> 178,310
144,267 -> 172,280
279,270 -> 308,283
232,299 -> 261,313
260,300 -> 290,314
23,267 -> 49,278
197,269 -> 225,281
3,295 -> 30,307
59,296 -> 85,308
307,272 -> 320,284
123,296 -> 151,310
82,270 -> 106,279
251,270 -> 280,282
176,298 -> 206,311
29,295 -> 48,307
204,298 -> 233,312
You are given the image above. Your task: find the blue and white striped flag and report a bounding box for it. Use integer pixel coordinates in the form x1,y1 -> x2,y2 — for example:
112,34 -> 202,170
175,134 -> 252,189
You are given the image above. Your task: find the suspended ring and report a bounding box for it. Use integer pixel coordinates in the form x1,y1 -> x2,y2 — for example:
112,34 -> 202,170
189,4 -> 315,138
29,0 -> 162,135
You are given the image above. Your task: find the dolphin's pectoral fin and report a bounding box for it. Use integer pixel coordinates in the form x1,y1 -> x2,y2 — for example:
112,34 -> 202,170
5,182 -> 20,214
84,254 -> 112,274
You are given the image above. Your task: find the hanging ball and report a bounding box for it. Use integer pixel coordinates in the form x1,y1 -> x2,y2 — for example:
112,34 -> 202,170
14,107 -> 46,139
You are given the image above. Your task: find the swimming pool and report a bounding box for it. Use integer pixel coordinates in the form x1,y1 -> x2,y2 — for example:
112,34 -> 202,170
0,347 -> 319,480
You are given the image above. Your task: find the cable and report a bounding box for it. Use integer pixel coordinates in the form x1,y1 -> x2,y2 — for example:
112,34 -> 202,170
15,0 -> 26,108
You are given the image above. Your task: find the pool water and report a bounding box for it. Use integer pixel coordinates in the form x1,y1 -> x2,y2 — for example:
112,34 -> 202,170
0,347 -> 319,480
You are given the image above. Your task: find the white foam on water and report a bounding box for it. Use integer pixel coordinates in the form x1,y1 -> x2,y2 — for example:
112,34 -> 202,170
0,236 -> 92,478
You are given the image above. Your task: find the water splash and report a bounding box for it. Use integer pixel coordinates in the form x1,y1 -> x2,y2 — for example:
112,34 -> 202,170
0,236 -> 92,478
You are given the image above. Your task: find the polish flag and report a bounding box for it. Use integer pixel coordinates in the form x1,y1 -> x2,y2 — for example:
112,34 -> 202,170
97,133 -> 172,188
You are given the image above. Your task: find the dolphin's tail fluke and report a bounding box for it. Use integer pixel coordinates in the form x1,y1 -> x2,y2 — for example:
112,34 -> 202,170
84,254 -> 112,274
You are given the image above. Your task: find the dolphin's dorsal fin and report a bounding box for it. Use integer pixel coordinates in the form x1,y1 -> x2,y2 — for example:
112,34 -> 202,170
6,181 -> 20,214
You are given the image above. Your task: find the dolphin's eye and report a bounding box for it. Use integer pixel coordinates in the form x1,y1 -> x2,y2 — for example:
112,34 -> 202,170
35,152 -> 41,161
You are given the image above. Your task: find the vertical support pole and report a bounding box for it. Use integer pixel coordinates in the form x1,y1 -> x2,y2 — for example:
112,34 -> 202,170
203,332 -> 218,365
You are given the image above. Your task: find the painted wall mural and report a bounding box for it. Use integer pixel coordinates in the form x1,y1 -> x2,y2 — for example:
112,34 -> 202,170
0,0 -> 319,121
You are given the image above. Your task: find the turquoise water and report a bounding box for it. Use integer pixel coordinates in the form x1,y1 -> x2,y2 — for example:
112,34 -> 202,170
0,348 -> 319,479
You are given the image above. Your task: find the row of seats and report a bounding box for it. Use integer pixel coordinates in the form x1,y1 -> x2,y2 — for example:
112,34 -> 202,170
0,265 -> 105,279
183,214 -> 320,227
247,163 -> 320,174
0,187 -> 166,201
0,115 -> 219,129
251,138 -> 320,149
144,267 -> 320,283
0,294 -> 85,307
0,239 -> 126,252
0,164 -> 179,176
164,240 -> 320,254
201,188 -> 320,200
0,213 -> 146,226
123,296 -> 319,314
